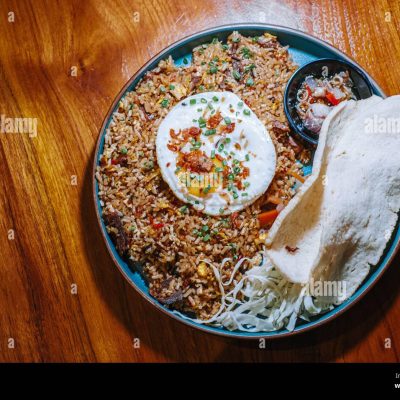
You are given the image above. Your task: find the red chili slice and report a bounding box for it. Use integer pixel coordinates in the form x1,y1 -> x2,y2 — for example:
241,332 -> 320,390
305,84 -> 315,103
149,215 -> 164,229
325,91 -> 340,106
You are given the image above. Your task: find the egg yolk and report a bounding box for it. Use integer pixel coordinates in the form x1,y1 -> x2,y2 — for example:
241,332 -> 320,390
186,158 -> 223,197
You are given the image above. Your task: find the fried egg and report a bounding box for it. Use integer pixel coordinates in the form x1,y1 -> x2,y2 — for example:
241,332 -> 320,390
156,91 -> 276,215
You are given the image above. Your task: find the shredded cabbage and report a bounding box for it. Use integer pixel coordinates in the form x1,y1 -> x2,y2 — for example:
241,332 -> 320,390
173,249 -> 334,332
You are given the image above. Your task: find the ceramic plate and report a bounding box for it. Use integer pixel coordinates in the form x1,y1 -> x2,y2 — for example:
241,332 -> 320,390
93,23 -> 397,339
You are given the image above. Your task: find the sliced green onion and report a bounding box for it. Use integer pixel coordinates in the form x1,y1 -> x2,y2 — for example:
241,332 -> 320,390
191,141 -> 202,150
205,128 -> 216,136
203,185 -> 211,194
179,205 -> 188,214
203,234 -> 211,242
241,47 -> 252,59
232,70 -> 241,80
198,117 -> 206,128
246,77 -> 254,86
244,64 -> 256,72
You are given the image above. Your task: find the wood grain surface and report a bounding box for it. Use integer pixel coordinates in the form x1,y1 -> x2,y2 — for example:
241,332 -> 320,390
0,0 -> 399,362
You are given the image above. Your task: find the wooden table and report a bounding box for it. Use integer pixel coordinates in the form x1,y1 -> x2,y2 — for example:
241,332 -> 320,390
1,0 -> 399,362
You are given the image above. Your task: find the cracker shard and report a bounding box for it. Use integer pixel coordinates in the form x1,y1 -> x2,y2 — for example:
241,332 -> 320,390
266,95 -> 400,304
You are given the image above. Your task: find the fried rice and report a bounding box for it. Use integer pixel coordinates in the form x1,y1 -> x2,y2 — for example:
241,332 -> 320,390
96,31 -> 311,320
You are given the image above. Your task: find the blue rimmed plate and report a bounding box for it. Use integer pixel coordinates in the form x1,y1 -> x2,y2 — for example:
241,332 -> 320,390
93,23 -> 397,339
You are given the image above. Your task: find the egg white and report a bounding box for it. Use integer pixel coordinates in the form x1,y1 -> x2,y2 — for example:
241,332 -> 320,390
156,91 -> 276,215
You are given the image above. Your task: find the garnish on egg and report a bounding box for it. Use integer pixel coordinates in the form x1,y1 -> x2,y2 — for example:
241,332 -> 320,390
156,91 -> 277,215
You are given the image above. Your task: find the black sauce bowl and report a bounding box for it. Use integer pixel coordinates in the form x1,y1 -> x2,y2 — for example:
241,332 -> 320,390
284,58 -> 374,145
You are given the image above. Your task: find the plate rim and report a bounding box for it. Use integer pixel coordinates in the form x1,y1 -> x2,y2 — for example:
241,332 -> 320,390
92,23 -> 397,340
